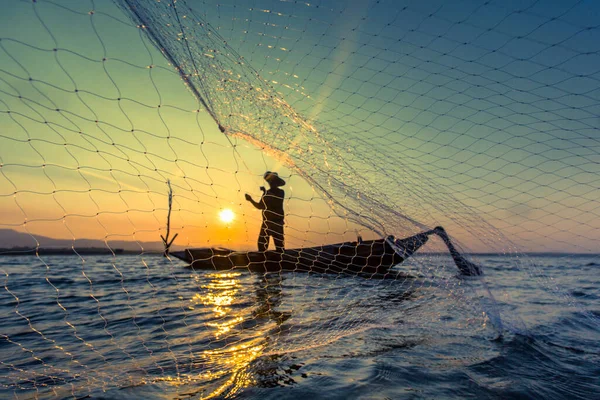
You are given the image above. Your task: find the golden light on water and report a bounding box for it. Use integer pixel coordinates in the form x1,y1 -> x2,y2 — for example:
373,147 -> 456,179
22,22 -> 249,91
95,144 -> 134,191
174,272 -> 265,398
219,209 -> 235,224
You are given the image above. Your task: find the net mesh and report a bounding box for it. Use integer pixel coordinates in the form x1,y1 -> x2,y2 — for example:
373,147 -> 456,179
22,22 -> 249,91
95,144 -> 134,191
0,0 -> 598,398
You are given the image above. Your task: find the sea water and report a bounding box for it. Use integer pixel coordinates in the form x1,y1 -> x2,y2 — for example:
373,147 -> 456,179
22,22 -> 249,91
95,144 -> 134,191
0,254 -> 598,399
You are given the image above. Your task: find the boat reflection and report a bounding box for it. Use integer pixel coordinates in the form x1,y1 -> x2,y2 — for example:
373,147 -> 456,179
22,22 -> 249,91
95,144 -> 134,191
253,272 -> 291,326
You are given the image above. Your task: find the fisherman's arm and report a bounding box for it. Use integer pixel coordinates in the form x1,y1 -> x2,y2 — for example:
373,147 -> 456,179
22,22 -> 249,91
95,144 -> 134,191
245,187 -> 266,209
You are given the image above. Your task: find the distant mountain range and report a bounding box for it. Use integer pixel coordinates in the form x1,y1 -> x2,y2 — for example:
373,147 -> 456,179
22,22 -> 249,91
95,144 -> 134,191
0,229 -> 164,252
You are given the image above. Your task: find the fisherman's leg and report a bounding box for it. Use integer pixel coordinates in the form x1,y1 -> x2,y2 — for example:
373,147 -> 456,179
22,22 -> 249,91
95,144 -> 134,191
271,220 -> 285,252
258,221 -> 269,252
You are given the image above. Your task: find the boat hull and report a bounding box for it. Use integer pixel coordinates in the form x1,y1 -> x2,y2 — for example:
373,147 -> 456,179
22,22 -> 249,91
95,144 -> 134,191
170,237 -> 405,276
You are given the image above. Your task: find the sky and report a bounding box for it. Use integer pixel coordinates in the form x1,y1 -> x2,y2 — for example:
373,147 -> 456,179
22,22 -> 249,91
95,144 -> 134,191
0,0 -> 599,253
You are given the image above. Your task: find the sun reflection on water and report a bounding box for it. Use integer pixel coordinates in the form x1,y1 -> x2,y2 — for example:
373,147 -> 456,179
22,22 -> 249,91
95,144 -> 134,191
193,273 -> 241,325
156,272 -> 270,398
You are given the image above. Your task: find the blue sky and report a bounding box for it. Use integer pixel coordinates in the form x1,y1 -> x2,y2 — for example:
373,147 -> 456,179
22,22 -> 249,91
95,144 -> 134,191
0,0 -> 598,252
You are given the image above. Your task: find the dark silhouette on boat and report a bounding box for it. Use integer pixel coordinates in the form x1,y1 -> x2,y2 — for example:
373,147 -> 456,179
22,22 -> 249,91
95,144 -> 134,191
170,226 -> 482,277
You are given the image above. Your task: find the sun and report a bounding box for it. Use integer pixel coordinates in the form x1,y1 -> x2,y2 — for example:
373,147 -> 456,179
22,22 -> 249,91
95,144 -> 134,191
219,208 -> 235,224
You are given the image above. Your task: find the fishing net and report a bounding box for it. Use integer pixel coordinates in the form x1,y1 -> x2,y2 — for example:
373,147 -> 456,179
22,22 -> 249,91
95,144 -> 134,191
0,0 -> 598,398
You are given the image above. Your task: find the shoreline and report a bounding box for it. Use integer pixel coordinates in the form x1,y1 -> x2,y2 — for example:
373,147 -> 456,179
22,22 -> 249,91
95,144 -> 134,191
1,248 -> 598,257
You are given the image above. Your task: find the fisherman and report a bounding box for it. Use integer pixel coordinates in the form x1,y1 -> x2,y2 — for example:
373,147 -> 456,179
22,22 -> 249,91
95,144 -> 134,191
245,171 -> 286,252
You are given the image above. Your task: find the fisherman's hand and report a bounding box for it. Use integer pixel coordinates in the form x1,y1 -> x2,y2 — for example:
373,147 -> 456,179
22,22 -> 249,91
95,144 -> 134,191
244,193 -> 252,202
260,186 -> 266,193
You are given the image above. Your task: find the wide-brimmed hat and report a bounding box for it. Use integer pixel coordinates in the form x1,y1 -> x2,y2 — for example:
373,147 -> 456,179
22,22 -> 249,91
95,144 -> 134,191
263,171 -> 285,187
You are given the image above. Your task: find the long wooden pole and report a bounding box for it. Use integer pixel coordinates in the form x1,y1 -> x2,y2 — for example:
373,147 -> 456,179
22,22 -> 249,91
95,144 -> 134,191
161,179 -> 178,256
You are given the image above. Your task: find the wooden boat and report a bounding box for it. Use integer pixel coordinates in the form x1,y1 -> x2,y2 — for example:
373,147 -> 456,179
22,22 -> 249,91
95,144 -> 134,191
170,232 -> 432,277
170,227 -> 482,277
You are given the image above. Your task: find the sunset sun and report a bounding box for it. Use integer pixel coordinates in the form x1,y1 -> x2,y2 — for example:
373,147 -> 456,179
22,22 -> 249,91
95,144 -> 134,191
219,209 -> 235,224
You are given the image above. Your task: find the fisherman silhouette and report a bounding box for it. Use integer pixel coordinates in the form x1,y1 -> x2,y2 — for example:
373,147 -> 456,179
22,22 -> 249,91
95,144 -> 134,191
245,171 -> 286,252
